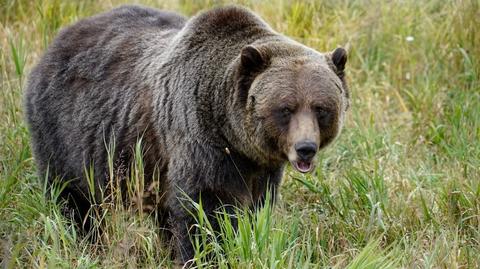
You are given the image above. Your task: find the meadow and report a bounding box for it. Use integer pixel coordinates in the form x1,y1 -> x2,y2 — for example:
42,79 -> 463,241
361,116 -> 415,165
0,0 -> 479,268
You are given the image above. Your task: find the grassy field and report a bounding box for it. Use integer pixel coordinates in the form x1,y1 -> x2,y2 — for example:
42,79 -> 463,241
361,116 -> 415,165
0,0 -> 479,268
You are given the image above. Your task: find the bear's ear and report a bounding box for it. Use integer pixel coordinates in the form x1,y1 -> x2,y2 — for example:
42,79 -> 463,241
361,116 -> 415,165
236,45 -> 270,105
330,47 -> 347,79
240,45 -> 267,72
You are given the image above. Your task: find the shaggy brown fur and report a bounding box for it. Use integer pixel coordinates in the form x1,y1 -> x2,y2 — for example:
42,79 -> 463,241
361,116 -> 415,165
24,5 -> 349,264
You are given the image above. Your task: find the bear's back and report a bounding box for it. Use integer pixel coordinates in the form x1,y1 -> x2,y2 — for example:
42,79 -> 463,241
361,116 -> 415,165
24,5 -> 186,187
31,5 -> 186,81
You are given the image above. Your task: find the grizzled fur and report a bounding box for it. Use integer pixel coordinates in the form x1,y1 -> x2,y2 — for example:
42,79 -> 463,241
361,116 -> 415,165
25,5 -> 349,263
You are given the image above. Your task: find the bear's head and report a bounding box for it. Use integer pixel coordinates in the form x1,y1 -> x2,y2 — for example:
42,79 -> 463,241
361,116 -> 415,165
235,42 -> 349,173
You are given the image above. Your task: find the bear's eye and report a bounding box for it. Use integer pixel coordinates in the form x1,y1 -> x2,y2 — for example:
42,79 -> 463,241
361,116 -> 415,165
281,107 -> 292,118
314,107 -> 333,128
314,106 -> 330,121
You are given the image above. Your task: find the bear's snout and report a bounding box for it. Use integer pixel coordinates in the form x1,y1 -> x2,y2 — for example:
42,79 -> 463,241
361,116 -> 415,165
285,111 -> 320,173
295,141 -> 317,161
290,140 -> 318,173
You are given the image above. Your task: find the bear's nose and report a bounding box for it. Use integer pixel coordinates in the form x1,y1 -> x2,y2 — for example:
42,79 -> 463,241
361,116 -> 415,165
295,141 -> 317,161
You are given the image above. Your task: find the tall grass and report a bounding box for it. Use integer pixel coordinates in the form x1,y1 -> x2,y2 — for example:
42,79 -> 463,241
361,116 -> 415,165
1,0 -> 479,267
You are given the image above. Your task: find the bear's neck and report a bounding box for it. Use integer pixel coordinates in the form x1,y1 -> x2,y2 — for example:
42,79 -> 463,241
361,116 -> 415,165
147,9 -> 282,166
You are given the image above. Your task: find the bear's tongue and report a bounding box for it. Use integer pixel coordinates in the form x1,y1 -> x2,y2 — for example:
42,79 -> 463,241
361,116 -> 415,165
294,160 -> 312,173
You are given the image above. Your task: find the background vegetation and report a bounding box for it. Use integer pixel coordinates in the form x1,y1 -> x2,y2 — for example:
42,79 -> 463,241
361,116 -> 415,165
0,0 -> 478,268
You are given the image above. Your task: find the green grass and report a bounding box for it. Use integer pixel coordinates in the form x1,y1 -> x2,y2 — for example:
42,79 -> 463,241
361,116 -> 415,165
1,0 -> 479,267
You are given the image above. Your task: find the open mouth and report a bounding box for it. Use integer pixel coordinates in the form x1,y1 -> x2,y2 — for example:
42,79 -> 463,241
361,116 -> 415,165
291,160 -> 314,173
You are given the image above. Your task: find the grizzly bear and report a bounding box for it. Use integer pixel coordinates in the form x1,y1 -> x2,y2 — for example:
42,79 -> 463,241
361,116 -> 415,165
24,5 -> 349,263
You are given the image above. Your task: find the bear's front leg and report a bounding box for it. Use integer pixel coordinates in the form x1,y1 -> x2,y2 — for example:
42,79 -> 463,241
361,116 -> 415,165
168,187 -> 239,265
165,153 -> 248,265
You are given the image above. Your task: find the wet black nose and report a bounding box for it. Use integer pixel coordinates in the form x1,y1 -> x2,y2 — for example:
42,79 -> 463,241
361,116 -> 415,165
295,141 -> 317,160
